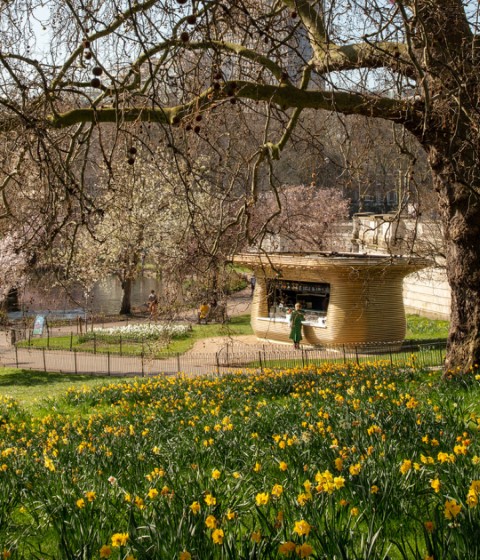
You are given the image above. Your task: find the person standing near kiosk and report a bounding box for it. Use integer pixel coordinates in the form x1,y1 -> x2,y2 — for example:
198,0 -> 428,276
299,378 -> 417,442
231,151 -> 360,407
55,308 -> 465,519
289,302 -> 305,349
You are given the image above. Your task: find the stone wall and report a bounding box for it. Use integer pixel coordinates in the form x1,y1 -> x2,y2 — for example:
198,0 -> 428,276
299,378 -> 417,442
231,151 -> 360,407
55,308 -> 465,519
352,214 -> 450,320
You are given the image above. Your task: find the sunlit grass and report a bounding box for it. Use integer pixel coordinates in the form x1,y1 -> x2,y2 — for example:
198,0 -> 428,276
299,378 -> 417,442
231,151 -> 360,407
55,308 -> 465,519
0,367 -> 113,411
406,314 -> 449,340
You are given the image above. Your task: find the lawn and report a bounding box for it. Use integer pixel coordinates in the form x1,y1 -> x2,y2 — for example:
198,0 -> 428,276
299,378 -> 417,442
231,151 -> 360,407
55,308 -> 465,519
0,367 -> 113,411
405,315 -> 450,340
0,362 -> 479,559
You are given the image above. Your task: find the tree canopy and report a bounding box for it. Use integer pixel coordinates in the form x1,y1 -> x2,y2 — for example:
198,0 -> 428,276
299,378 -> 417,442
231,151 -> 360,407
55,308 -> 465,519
1,0 -> 480,372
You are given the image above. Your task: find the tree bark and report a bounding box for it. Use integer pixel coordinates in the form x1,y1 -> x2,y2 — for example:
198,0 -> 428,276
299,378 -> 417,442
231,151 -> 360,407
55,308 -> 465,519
120,278 -> 133,315
434,174 -> 480,373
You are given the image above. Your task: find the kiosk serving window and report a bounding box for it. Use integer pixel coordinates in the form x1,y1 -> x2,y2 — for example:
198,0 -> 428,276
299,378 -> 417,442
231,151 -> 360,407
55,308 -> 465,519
267,279 -> 330,320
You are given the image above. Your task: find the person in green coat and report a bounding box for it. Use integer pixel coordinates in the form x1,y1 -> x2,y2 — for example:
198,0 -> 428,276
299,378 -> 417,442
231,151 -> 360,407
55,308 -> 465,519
289,302 -> 305,349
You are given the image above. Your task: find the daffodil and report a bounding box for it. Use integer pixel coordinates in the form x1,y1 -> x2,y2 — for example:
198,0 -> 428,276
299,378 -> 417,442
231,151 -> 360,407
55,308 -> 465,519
205,515 -> 217,529
272,484 -> 283,498
211,528 -> 224,545
99,545 -> 112,558
293,519 -> 311,537
190,501 -> 201,514
278,541 -> 296,555
255,492 -> 270,506
111,533 -> 129,547
444,499 -> 462,520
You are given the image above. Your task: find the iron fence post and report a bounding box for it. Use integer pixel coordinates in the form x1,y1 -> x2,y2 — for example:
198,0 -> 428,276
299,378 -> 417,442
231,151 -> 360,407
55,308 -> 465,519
15,344 -> 18,368
42,347 -> 46,372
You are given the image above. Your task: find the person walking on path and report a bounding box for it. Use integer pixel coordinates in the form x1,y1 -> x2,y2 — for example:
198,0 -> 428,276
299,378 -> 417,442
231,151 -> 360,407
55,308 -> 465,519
289,302 -> 305,349
147,290 -> 158,320
250,276 -> 256,295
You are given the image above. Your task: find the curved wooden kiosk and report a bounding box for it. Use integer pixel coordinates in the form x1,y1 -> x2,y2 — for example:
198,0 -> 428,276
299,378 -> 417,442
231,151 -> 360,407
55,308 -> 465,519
232,252 -> 429,346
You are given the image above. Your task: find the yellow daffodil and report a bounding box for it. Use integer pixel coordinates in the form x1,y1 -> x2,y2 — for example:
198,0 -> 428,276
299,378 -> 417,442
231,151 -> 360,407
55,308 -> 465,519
190,501 -> 201,514
278,541 -> 296,555
293,519 -> 311,536
444,499 -> 462,520
255,492 -> 269,506
99,545 -> 112,558
296,543 -> 314,558
211,528 -> 224,545
204,493 -> 216,506
111,532 -> 129,547
205,515 -> 217,529
272,484 -> 283,498
251,530 -> 261,543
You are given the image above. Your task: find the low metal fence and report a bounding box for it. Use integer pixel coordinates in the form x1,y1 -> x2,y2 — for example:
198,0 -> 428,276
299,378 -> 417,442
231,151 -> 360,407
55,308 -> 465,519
6,340 -> 446,377
216,341 -> 446,370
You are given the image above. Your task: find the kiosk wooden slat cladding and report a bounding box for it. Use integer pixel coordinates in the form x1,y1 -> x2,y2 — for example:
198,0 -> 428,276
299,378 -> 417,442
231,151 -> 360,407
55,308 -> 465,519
232,252 -> 430,346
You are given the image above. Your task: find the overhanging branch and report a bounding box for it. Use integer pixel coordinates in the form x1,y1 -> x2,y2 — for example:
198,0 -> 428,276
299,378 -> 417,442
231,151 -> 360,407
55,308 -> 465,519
45,80 -> 423,131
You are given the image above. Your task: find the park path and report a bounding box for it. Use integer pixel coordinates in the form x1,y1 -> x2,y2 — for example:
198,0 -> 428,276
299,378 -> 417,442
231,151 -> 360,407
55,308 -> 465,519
0,288 -> 278,376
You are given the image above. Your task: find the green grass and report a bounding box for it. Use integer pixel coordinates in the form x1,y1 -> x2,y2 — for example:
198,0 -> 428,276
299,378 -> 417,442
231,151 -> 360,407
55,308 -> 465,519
0,367 -> 113,411
18,314 -> 254,356
405,314 -> 449,340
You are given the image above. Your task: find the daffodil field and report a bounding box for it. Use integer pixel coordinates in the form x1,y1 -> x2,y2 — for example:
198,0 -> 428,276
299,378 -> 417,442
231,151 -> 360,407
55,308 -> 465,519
1,363 -> 480,559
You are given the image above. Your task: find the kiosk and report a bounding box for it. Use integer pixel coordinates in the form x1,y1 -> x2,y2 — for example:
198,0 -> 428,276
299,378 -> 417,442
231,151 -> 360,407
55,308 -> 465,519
233,252 -> 429,346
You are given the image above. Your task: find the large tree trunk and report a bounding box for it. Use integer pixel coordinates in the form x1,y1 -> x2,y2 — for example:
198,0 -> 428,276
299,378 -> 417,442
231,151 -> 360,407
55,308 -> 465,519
120,278 -> 133,315
430,152 -> 480,373
441,188 -> 480,374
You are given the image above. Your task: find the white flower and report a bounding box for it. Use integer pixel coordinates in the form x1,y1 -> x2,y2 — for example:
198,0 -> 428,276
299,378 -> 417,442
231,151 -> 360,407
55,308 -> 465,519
93,323 -> 190,339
